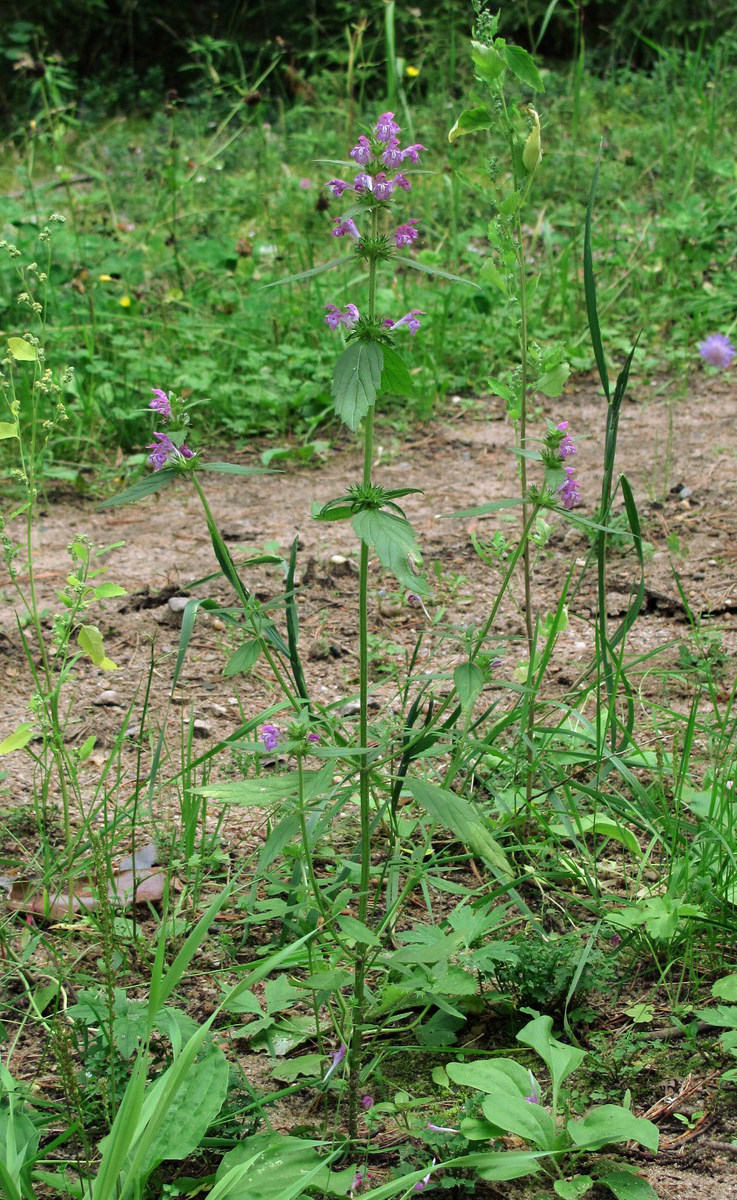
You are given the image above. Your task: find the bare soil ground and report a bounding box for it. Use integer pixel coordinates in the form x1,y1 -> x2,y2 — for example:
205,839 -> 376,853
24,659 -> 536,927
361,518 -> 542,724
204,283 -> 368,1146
1,372 -> 737,1197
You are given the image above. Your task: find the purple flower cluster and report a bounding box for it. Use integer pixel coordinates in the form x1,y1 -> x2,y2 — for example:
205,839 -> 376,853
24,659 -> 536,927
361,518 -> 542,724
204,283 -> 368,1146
556,420 -> 577,459
146,386 -> 194,470
558,465 -> 581,509
259,723 -> 281,752
324,303 -> 424,336
699,332 -> 735,369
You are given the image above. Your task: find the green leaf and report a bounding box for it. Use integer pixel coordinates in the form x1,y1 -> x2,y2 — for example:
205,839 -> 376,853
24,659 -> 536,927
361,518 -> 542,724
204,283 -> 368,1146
77,625 -> 117,670
516,1016 -> 586,1090
132,1041 -> 229,1174
502,44 -> 545,92
404,776 -> 512,879
217,1134 -> 354,1200
548,814 -> 641,857
555,1177 -> 595,1200
259,255 -> 350,290
92,583 -> 128,600
712,974 -> 737,1002
448,105 -> 493,143
7,337 -> 38,361
449,1149 -> 542,1182
352,507 -> 427,593
567,1105 -> 659,1152
0,421 -> 19,440
454,662 -> 484,711
200,463 -> 273,476
534,362 -> 570,397
332,341 -> 383,431
597,1168 -> 660,1200
470,41 -> 506,85
380,345 -> 413,397
336,915 -> 381,946
481,1093 -> 556,1151
98,466 -> 178,508
394,255 -> 480,288
0,723 -> 36,755
479,258 -> 508,294
223,640 -> 261,677
197,765 -> 333,807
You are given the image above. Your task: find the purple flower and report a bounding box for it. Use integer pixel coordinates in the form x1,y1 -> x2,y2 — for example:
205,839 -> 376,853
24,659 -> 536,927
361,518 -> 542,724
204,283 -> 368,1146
327,178 -> 351,196
381,137 -> 404,168
414,1161 -> 436,1192
372,172 -> 394,201
385,309 -> 424,336
147,432 -> 193,470
323,1042 -> 347,1082
558,465 -> 581,509
349,135 -> 372,165
259,723 -> 281,752
149,388 -> 172,421
394,173 -> 411,192
426,1122 -> 459,1134
351,1170 -> 372,1194
332,216 -> 360,240
375,111 -> 401,142
353,172 -> 372,193
401,143 -> 427,164
361,1094 -> 374,1110
556,421 -> 577,459
325,303 -> 360,331
299,177 -> 313,189
699,332 -> 735,369
524,1071 -> 540,1104
395,219 -> 419,247
307,732 -> 320,744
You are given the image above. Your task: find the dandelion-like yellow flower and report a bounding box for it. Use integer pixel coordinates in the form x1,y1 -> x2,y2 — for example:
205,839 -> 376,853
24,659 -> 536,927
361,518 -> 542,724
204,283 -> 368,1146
119,295 -> 131,308
405,65 -> 420,77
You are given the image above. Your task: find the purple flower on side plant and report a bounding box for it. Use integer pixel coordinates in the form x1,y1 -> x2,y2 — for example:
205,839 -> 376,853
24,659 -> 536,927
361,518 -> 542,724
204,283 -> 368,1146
524,1071 -> 540,1104
307,732 -> 320,744
323,1042 -> 347,1081
360,1094 -> 374,1110
332,216 -> 360,240
147,432 -> 193,470
699,332 -> 735,369
375,111 -> 401,142
351,1170 -> 372,1195
395,219 -> 419,247
385,309 -> 424,336
558,465 -> 581,509
149,388 -> 172,420
414,1161 -> 437,1192
259,723 -> 281,752
556,420 -> 577,459
426,1122 -> 459,1134
325,303 -> 360,331
349,135 -> 372,165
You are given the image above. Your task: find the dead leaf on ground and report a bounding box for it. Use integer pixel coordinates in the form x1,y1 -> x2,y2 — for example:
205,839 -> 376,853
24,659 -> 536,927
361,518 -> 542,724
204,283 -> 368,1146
0,841 -> 167,919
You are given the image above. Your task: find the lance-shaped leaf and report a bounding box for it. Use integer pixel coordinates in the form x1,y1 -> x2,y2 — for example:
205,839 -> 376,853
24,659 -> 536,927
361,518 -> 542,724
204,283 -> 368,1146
403,776 -> 512,879
98,466 -> 178,509
352,507 -> 427,594
332,341 -> 384,431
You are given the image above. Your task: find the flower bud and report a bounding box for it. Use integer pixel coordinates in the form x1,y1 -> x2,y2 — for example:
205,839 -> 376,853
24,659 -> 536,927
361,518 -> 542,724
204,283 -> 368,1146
522,107 -> 542,172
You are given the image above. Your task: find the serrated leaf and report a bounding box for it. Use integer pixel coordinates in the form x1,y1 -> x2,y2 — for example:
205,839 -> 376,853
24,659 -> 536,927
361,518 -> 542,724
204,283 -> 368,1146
98,466 -> 178,509
470,41 -> 506,85
503,44 -> 545,92
78,625 -> 117,670
403,776 -> 512,879
7,337 -> 38,361
448,105 -> 493,143
479,258 -> 508,294
0,723 -> 36,755
223,640 -> 261,677
534,362 -> 570,397
352,507 -> 427,593
332,341 -> 383,431
380,346 -> 413,397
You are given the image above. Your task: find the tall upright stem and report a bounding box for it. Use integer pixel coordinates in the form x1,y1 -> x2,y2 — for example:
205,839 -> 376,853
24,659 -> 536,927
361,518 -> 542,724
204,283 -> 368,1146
515,212 -> 536,811
349,207 -> 379,1138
